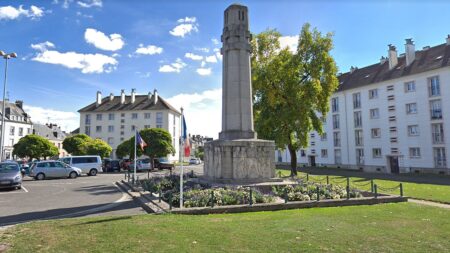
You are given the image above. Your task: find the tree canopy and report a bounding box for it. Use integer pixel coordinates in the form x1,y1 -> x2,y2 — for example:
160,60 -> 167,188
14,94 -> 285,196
251,24 -> 339,176
13,134 -> 59,160
62,134 -> 112,158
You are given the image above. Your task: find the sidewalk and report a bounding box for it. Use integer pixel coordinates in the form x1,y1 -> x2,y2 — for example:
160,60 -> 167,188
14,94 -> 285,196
408,199 -> 450,209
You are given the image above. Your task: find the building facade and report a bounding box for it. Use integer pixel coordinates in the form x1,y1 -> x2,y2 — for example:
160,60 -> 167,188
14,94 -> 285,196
0,100 -> 33,160
33,123 -> 68,158
78,89 -> 181,161
277,36 -> 450,174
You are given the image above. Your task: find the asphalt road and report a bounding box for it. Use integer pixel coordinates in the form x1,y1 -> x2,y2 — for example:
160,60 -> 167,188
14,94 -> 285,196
0,164 -> 204,227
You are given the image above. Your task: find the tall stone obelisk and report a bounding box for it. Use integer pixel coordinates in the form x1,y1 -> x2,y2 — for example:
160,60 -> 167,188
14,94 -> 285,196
204,4 -> 275,183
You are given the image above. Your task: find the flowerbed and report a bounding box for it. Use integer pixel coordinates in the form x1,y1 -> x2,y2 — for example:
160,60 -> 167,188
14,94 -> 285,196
272,183 -> 362,201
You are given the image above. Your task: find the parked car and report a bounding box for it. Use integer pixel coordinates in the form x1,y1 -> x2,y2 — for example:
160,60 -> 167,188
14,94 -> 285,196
0,162 -> 23,190
59,156 -> 102,176
128,159 -> 151,171
154,157 -> 174,170
29,161 -> 82,180
189,158 -> 201,165
120,159 -> 131,171
16,160 -> 30,175
103,159 -> 121,172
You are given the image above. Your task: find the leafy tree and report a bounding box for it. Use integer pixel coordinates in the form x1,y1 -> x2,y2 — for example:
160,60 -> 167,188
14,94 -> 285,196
13,134 -> 59,160
251,24 -> 339,176
116,138 -> 133,159
82,138 -> 112,158
140,128 -> 175,169
195,146 -> 204,160
62,134 -> 91,155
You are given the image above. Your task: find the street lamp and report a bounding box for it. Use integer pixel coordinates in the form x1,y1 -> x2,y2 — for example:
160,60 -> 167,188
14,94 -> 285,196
0,51 -> 17,161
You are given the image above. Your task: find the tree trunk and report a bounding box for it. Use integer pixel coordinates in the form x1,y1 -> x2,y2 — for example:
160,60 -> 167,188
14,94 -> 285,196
288,143 -> 297,177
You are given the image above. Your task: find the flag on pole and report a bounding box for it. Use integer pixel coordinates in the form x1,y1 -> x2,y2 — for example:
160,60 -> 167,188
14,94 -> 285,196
182,115 -> 190,157
136,130 -> 147,151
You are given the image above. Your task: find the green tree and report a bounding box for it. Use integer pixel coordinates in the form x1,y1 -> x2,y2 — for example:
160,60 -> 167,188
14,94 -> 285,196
251,24 -> 339,177
116,138 -> 133,159
13,134 -> 59,160
82,138 -> 112,158
195,146 -> 204,160
140,128 -> 175,169
62,134 -> 91,155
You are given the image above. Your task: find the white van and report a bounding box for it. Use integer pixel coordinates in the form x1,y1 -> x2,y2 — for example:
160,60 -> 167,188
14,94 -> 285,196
59,156 -> 102,176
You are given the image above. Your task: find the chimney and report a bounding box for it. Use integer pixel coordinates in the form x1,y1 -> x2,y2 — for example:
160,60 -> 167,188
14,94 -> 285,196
380,56 -> 387,65
388,44 -> 398,70
148,91 -> 152,100
131,89 -> 136,103
153,89 -> 158,105
405,38 -> 415,66
447,35 -> 450,45
15,100 -> 23,109
96,91 -> 102,106
120,89 -> 125,104
109,93 -> 114,101
350,66 -> 357,73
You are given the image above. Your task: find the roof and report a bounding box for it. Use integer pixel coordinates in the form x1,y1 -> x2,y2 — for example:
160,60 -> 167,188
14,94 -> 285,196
338,43 -> 450,92
0,100 -> 32,124
33,123 -> 67,141
78,94 -> 181,115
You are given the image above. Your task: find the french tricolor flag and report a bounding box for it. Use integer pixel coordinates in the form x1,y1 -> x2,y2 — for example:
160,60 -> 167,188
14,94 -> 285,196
182,115 -> 191,157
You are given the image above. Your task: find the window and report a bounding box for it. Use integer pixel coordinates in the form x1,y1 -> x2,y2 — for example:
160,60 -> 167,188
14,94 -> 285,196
108,137 -> 114,145
9,126 -> 14,135
370,108 -> 379,119
121,119 -> 125,123
409,148 -> 421,158
369,89 -> 378,99
334,149 -> 342,164
388,105 -> 396,112
27,128 -> 31,134
72,157 -> 98,164
310,141 -> 315,146
331,97 -> 339,112
389,116 -> 396,122
333,132 -> 341,147
120,131 -> 124,135
387,85 -> 394,91
404,81 -> 415,92
407,125 -> 419,136
373,148 -> 382,158
387,95 -> 395,101
356,149 -> 364,165
355,130 -> 363,146
321,149 -> 328,158
332,115 -> 340,129
390,137 -> 398,143
85,126 -> 90,136
96,126 -> 102,133
121,113 -> 125,117
120,125 -> 124,129
301,150 -> 306,157
156,112 -> 163,124
320,133 -> 327,141
434,147 -> 446,167
144,125 -> 151,129
144,113 -> 151,119
310,133 -> 315,138
18,127 -> 23,136
108,113 -> 115,120
428,76 -> 440,97
321,116 -> 326,124
389,126 -> 397,133
131,125 -> 136,131
120,137 -> 124,141
430,100 -> 442,120
431,123 -> 444,144
371,128 -> 381,138
354,111 -> 362,128
353,92 -> 361,109
391,148 -> 398,154
108,125 -> 114,132
132,113 -> 138,119
85,114 -> 91,125
156,124 -> 163,128
406,103 -> 417,114
96,114 -> 102,121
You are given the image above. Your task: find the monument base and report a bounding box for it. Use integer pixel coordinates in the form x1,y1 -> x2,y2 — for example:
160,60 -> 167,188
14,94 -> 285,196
203,139 -> 276,183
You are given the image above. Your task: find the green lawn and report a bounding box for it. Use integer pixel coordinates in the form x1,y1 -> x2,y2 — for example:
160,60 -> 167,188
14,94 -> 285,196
2,203 -> 449,252
276,169 -> 450,203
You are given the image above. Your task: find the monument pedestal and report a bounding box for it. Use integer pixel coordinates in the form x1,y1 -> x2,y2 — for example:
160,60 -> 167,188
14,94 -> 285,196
204,139 -> 276,183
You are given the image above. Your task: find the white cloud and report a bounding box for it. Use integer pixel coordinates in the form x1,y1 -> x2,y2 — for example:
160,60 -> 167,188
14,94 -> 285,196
213,48 -> 222,61
78,0 -> 102,8
279,35 -> 299,53
211,38 -> 220,45
84,28 -> 124,51
31,41 -> 118,74
158,58 -> 186,73
195,47 -> 209,53
205,55 -> 217,63
200,61 -> 206,67
23,105 -> 79,132
196,67 -> 211,76
170,16 -> 199,38
135,44 -> 163,55
184,52 -> 203,61
167,89 -> 221,138
0,5 -> 45,20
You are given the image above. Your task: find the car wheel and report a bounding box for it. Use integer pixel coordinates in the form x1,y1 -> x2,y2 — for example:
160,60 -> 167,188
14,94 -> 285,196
89,169 -> 98,176
16,185 -> 22,190
69,171 -> 77,179
36,173 -> 45,180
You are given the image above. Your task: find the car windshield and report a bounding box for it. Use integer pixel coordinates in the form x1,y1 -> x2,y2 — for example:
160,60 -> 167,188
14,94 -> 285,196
0,163 -> 19,173
159,158 -> 169,163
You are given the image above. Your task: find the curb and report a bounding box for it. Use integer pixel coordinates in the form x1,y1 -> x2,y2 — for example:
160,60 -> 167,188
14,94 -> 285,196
115,181 -> 167,214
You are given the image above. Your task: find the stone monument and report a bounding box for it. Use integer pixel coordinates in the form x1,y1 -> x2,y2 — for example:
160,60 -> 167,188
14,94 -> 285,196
204,4 -> 276,183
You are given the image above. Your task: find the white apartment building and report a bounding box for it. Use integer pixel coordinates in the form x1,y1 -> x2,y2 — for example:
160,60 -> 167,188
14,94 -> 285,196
277,36 -> 450,175
78,89 -> 181,161
33,123 -> 68,158
0,100 -> 33,160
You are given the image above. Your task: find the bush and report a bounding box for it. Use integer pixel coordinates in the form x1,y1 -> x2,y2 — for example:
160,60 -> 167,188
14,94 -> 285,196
272,182 -> 362,201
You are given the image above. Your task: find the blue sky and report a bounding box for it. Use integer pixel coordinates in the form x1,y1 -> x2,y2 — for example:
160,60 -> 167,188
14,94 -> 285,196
1,0 -> 450,138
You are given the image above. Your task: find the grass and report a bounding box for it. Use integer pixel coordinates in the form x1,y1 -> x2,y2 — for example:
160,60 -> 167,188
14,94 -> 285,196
2,203 -> 449,252
276,169 -> 450,203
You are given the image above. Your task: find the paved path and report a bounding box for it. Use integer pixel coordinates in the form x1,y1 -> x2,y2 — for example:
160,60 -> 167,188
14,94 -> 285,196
408,199 -> 450,209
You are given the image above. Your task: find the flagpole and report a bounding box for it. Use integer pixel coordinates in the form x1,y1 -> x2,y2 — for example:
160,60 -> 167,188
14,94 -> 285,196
180,107 -> 184,209
134,129 -> 137,185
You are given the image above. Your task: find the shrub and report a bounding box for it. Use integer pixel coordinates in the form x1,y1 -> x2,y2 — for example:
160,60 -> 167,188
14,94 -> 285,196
272,182 -> 362,201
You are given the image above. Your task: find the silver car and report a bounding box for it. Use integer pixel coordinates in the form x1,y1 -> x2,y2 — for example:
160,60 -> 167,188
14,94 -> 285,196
0,162 -> 22,190
29,161 -> 82,180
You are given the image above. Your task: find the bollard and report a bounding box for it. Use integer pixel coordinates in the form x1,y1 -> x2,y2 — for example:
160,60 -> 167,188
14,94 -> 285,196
346,177 -> 350,199
159,189 -> 162,203
278,170 -> 282,178
326,175 -> 329,185
374,184 -> 378,199
316,186 -> 320,201
371,180 -> 374,193
306,173 -> 309,181
191,170 -> 194,178
400,183 -> 403,197
249,187 -> 253,206
284,188 -> 288,203
210,190 -> 214,208
169,192 -> 173,210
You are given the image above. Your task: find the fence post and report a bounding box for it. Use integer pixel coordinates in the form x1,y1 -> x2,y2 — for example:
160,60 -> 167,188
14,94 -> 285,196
316,186 -> 320,201
159,189 -> 162,203
346,177 -> 350,200
306,173 -> 309,181
284,188 -> 288,203
249,187 -> 253,206
400,183 -> 403,197
371,180 -> 374,193
169,191 -> 173,210
210,190 -> 214,208
326,175 -> 329,185
374,184 -> 378,199
278,170 -> 282,178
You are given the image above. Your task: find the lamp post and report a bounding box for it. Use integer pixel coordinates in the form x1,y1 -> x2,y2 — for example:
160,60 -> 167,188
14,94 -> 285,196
0,51 -> 17,161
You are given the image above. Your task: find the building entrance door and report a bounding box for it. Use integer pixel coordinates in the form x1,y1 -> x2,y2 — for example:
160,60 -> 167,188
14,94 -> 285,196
389,156 -> 399,174
309,156 -> 316,167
